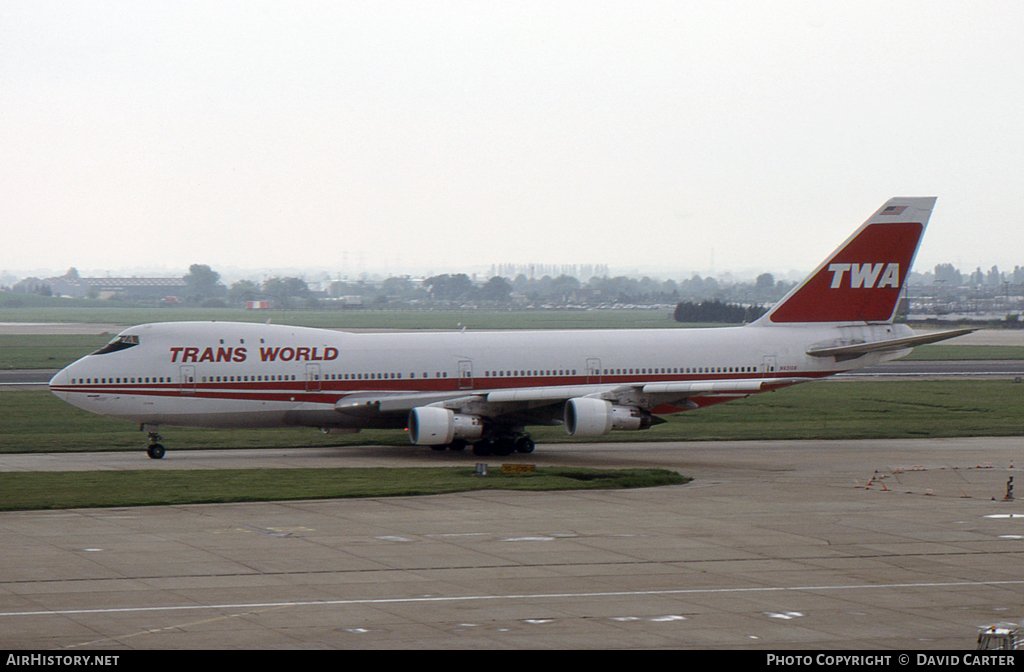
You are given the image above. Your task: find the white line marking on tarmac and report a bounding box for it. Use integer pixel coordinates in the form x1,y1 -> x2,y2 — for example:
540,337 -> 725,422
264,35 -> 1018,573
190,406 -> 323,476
3,579 -> 1024,619
502,536 -> 555,542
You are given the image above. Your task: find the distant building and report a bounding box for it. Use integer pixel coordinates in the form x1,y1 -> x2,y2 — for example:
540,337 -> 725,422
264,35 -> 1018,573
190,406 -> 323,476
11,277 -> 51,295
323,295 -> 363,308
43,271 -> 187,300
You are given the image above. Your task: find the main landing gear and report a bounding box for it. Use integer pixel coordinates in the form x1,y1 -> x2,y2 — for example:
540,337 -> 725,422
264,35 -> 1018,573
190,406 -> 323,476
431,439 -> 468,452
426,433 -> 536,456
472,433 -> 535,457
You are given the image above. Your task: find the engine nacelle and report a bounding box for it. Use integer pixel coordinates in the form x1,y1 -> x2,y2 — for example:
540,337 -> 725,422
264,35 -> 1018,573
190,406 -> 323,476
408,406 -> 483,445
563,398 -> 649,438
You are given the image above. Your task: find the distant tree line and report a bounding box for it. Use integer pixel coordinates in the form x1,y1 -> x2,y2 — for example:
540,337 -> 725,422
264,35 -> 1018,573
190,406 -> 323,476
14,258 -> 1024,310
185,264 -> 319,309
673,300 -> 767,324
3,262 -> 801,309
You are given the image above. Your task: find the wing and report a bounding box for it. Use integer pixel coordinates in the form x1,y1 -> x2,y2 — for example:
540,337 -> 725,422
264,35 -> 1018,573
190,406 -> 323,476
333,376 -> 811,427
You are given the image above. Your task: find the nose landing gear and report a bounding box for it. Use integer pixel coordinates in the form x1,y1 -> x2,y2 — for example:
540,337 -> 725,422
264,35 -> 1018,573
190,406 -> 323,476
142,425 -> 165,459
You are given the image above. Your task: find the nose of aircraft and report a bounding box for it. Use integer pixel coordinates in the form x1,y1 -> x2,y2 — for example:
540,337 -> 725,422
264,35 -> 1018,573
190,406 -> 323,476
49,365 -> 71,400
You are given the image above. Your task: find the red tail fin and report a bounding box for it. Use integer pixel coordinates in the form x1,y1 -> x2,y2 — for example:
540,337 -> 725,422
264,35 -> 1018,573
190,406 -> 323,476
761,197 -> 935,324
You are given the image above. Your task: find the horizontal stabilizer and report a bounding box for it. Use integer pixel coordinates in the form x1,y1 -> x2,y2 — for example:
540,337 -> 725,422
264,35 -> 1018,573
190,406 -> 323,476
805,328 -> 974,359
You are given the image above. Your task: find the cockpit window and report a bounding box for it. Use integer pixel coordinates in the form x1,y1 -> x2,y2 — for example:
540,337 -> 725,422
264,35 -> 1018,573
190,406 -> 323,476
90,334 -> 140,355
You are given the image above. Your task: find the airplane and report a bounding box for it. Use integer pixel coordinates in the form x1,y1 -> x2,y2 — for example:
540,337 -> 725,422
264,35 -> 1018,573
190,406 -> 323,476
49,197 -> 971,459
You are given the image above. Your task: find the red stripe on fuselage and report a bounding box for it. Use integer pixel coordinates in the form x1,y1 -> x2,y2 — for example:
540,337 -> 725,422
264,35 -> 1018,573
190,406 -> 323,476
50,370 -> 837,405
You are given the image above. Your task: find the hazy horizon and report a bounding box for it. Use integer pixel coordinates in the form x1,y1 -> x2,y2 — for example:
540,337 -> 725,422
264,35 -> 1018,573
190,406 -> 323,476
1,257 -> 1009,290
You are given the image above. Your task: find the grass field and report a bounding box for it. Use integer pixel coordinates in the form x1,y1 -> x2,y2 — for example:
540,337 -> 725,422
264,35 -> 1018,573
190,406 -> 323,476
0,334 -> 112,369
0,305 -> 683,330
4,379 -> 1023,454
0,310 -> 691,370
901,344 -> 1024,360
0,467 -> 688,511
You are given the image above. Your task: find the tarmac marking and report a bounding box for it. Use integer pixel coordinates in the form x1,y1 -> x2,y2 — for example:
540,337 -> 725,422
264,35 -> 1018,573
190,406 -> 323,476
4,579 -> 1024,619
63,604 -> 293,649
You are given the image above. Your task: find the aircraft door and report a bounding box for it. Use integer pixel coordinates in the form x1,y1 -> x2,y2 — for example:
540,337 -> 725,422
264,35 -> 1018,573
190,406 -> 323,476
179,366 -> 196,395
586,358 -> 602,384
306,364 -> 321,391
458,360 -> 473,390
762,355 -> 777,378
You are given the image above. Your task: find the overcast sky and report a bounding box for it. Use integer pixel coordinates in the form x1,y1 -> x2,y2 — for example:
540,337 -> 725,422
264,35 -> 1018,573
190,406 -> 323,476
2,1 -> 1022,281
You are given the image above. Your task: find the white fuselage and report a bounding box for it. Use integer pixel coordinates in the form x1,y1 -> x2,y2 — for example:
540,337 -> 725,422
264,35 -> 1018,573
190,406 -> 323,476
48,320 -> 911,431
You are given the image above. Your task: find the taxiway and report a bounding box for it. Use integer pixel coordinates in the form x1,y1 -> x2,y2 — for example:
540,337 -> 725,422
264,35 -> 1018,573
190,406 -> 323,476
2,438 -> 1023,649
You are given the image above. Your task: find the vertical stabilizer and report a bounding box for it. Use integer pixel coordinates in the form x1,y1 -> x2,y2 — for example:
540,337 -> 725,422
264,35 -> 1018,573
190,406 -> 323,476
758,197 -> 935,324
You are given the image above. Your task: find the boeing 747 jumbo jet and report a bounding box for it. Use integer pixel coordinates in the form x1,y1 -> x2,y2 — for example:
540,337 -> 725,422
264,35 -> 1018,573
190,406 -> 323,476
50,197 -> 970,459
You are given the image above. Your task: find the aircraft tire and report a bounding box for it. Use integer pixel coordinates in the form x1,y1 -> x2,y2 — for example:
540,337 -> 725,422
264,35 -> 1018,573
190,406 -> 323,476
492,437 -> 515,457
448,439 -> 468,451
147,444 -> 166,460
514,436 -> 535,454
472,439 -> 493,456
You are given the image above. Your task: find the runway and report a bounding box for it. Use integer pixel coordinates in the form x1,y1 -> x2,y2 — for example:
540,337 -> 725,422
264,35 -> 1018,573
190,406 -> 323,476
839,360 -> 1024,378
2,438 -> 1024,649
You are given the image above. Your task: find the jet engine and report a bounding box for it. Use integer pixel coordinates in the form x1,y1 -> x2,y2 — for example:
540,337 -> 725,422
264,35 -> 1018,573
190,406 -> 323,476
563,397 -> 651,438
408,406 -> 484,445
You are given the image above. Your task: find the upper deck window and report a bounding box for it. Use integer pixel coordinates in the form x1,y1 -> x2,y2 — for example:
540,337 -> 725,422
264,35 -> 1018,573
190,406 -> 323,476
90,334 -> 140,355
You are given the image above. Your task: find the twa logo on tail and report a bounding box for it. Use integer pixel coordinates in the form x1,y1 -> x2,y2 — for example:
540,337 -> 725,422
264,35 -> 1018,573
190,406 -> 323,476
827,263 -> 901,289
761,197 -> 935,324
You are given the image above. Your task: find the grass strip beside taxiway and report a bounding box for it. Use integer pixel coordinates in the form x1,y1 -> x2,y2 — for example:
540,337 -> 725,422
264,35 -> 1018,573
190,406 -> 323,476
0,467 -> 688,511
